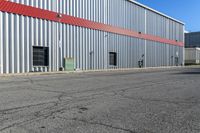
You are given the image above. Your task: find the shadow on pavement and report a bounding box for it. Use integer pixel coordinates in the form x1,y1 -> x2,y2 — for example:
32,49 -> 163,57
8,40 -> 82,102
174,68 -> 200,75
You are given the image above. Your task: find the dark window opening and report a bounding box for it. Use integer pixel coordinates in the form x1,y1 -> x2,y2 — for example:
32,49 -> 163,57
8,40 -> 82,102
109,52 -> 117,66
33,46 -> 49,66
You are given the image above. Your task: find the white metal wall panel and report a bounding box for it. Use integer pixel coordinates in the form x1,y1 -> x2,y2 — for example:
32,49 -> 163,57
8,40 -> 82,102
108,0 -> 145,33
146,10 -> 184,42
0,0 -> 184,74
185,48 -> 200,64
0,12 -> 3,73
10,0 -> 107,24
0,11 -> 110,73
10,0 -> 184,35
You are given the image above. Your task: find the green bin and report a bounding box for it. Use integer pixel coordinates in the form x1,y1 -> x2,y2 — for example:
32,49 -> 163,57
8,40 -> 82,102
64,58 -> 75,71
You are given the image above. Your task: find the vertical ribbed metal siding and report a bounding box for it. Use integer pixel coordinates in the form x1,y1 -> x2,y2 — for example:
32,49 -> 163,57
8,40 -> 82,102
0,12 -> 109,73
0,12 -> 2,73
10,0 -> 108,24
146,10 -> 183,42
10,0 -> 184,37
0,0 -> 184,74
145,41 -> 183,67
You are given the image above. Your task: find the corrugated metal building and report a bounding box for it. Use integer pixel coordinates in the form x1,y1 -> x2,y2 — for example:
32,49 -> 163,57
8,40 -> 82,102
185,32 -> 200,65
0,0 -> 184,74
185,48 -> 200,65
185,32 -> 200,48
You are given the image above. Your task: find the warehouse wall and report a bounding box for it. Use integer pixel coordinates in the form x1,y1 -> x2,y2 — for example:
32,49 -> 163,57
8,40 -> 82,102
107,34 -> 183,68
146,10 -> 184,42
10,0 -> 108,24
0,0 -> 184,74
0,12 -> 109,73
10,0 -> 184,38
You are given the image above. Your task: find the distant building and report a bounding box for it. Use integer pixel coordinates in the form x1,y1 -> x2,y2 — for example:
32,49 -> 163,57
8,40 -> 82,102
185,32 -> 200,48
185,48 -> 200,65
185,32 -> 200,65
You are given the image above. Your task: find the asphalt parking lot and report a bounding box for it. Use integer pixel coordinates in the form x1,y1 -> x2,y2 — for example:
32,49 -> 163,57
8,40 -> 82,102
0,67 -> 200,133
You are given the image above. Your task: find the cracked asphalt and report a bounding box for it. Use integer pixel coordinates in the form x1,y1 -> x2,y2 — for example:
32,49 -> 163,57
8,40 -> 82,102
0,67 -> 200,133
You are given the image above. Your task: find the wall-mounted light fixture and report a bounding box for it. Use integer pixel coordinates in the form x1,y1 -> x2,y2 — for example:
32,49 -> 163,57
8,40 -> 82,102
57,14 -> 62,18
142,54 -> 145,57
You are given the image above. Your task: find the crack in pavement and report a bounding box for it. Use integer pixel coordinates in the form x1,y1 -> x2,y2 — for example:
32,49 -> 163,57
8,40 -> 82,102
58,116 -> 137,133
120,96 -> 200,106
0,101 -> 57,114
0,94 -> 99,131
1,68 -> 200,133
0,114 -> 48,132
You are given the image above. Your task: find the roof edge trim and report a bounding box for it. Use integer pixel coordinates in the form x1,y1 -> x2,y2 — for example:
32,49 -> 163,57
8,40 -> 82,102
128,0 -> 185,25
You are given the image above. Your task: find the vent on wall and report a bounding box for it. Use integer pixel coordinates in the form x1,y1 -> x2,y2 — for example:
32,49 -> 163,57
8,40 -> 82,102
109,52 -> 117,66
33,46 -> 49,66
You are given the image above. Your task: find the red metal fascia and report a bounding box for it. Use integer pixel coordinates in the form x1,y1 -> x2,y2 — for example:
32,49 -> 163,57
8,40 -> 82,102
0,0 -> 184,47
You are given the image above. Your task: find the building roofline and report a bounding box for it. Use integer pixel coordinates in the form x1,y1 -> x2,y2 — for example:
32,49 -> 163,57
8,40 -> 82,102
185,47 -> 200,50
185,31 -> 200,34
0,0 -> 184,46
128,0 -> 185,25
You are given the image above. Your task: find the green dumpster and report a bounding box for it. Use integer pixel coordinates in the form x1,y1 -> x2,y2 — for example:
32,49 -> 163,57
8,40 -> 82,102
64,58 -> 75,71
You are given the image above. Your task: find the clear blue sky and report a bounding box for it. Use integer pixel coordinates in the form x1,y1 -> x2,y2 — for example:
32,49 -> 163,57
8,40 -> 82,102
137,0 -> 200,32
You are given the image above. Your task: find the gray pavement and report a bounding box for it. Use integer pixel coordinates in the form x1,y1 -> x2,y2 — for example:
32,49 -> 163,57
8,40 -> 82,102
0,67 -> 200,133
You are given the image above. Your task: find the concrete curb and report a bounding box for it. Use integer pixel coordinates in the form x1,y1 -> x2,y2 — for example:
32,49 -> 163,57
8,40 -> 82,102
0,66 -> 196,77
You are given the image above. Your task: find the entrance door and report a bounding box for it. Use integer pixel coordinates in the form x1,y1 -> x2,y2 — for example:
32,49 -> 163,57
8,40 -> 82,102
90,51 -> 94,70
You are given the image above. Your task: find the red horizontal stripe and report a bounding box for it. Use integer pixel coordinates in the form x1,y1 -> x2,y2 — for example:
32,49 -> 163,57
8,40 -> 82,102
0,0 -> 184,47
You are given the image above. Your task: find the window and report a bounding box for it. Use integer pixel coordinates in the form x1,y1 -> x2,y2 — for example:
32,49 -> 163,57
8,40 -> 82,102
109,52 -> 117,66
33,46 -> 49,66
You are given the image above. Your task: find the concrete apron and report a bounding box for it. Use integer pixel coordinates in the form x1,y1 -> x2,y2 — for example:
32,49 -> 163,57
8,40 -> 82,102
0,66 -> 187,77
